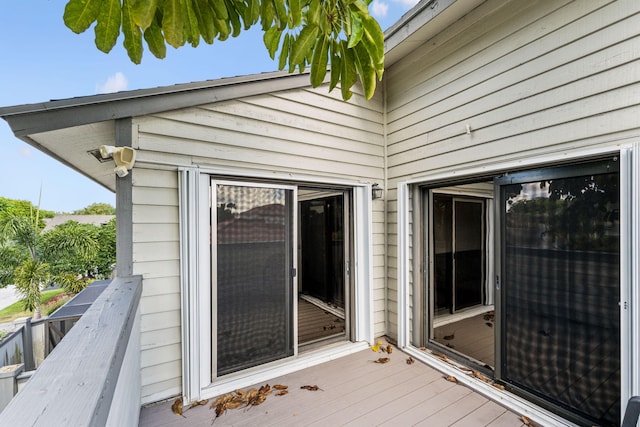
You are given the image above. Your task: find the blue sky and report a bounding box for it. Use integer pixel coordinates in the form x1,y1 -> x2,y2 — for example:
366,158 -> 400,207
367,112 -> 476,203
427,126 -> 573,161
0,0 -> 417,213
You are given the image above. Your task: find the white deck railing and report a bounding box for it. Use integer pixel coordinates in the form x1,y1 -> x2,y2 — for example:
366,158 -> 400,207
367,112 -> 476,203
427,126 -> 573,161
0,276 -> 142,426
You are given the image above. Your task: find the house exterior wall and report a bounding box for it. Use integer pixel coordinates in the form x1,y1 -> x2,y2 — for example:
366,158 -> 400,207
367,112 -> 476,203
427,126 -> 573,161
384,0 -> 640,338
130,85 -> 385,404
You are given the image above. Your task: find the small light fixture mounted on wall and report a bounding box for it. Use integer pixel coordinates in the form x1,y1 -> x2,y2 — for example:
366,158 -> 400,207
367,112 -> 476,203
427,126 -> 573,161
372,183 -> 383,200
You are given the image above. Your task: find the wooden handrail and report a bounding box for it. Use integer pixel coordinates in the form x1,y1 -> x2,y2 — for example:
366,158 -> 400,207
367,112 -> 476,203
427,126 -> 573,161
0,276 -> 142,426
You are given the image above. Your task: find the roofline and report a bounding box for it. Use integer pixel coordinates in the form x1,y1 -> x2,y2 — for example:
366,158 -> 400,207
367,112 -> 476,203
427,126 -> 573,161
384,0 -> 457,51
0,70 -> 311,136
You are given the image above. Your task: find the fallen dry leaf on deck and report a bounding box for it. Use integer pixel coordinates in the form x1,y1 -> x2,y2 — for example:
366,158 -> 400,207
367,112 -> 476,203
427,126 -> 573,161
470,370 -> 489,383
171,398 -> 183,416
189,399 -> 209,408
273,384 -> 288,390
444,375 -> 459,384
521,415 -> 533,426
418,346 -> 427,351
386,344 -> 393,354
374,357 -> 390,364
258,384 -> 272,395
300,385 -> 321,391
371,340 -> 383,352
406,356 -> 415,365
276,390 -> 288,396
431,351 -> 448,362
215,403 -> 226,418
492,382 -> 506,391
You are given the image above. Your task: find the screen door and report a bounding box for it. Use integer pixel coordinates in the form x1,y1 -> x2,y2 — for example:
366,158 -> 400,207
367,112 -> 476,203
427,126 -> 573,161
213,182 -> 295,376
497,158 -> 620,425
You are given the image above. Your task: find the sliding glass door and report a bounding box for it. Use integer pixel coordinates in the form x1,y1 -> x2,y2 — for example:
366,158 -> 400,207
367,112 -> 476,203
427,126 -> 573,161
214,182 -> 295,376
497,158 -> 620,425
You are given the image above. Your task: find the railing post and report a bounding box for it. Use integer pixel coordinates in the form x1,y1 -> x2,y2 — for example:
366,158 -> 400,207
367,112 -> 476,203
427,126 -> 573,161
0,364 -> 23,412
13,318 -> 34,371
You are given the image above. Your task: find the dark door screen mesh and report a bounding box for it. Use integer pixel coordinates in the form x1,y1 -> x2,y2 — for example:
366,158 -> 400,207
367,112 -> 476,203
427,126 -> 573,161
500,164 -> 620,425
215,184 -> 293,376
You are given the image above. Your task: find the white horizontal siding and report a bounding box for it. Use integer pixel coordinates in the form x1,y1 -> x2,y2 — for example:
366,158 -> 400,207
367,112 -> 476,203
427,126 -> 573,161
131,168 -> 182,403
131,84 -> 385,404
384,0 -> 640,338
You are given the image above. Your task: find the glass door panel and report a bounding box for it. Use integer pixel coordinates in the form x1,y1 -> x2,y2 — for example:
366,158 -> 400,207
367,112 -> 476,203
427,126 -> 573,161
215,183 -> 294,376
498,159 -> 620,425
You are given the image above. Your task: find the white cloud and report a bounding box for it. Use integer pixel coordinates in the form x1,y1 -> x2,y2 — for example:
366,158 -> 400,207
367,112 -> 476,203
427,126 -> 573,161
394,0 -> 420,8
371,0 -> 389,19
96,72 -> 128,94
19,146 -> 33,158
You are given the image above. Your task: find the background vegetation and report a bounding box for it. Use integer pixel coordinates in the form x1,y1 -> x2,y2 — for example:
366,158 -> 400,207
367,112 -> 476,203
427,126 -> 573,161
0,197 -> 116,318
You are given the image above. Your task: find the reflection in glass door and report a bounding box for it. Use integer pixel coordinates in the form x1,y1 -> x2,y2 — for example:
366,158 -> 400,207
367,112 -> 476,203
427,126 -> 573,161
214,182 -> 294,376
433,195 -> 485,315
454,199 -> 484,311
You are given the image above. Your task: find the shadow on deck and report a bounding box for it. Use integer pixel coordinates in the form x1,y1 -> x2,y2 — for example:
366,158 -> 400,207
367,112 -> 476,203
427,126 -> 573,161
140,348 -> 526,426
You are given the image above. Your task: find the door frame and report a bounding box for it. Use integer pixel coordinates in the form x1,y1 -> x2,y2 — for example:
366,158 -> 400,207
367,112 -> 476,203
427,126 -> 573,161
298,188 -> 352,347
178,167 -> 375,403
396,145 -> 637,426
211,179 -> 298,377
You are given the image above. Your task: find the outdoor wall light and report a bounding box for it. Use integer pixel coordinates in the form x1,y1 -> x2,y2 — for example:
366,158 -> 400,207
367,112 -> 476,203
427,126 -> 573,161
372,183 -> 383,200
99,145 -> 137,177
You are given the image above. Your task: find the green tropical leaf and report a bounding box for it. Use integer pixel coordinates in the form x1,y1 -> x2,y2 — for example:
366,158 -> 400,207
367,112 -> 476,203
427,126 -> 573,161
184,0 -> 201,46
64,0 -> 101,33
122,0 -> 144,63
213,17 -> 231,40
289,0 -> 301,28
349,0 -> 369,14
162,0 -> 185,48
194,0 -> 217,44
340,41 -> 357,100
352,41 -> 376,99
225,0 -> 242,37
278,33 -> 290,70
290,24 -> 318,68
132,0 -> 159,29
144,18 -> 167,58
347,12 -> 363,48
361,14 -> 384,65
264,26 -> 282,59
329,41 -> 341,91
273,0 -> 288,27
310,34 -> 329,87
307,0 -> 320,26
94,0 -> 122,53
260,0 -> 274,31
62,0 -> 386,101
209,0 -> 229,20
247,0 -> 260,25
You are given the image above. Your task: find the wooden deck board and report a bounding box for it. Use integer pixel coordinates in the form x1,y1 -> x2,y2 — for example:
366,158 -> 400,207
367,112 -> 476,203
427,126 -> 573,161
139,347 -> 523,426
450,400 -> 516,427
298,298 -> 345,344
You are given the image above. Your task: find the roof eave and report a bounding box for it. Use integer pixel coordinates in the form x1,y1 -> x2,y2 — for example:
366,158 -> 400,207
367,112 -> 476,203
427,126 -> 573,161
0,70 -> 311,136
384,0 -> 485,67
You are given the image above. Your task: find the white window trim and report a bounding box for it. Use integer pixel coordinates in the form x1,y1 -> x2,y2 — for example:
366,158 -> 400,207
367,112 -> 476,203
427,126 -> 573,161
396,145 -> 637,426
179,167 -> 374,402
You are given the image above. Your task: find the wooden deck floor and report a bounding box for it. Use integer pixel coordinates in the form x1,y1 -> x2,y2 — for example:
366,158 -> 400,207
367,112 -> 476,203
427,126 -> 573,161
434,311 -> 495,367
298,298 -> 345,344
139,348 -> 526,426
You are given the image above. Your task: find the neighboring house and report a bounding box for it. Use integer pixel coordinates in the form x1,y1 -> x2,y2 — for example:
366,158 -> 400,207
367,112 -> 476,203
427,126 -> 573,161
1,0 -> 638,425
43,214 -> 115,231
